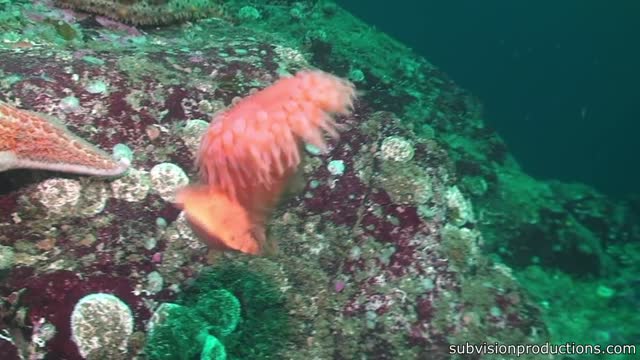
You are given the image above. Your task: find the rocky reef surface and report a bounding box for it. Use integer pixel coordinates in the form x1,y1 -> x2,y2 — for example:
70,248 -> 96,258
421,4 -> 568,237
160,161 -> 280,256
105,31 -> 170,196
0,0 -> 637,359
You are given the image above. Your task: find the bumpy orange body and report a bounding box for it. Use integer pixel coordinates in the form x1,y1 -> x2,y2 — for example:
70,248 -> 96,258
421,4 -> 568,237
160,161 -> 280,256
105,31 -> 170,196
176,70 -> 356,254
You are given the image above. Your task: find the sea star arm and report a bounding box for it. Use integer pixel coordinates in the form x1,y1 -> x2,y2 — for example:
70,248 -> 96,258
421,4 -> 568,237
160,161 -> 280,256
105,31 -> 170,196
0,101 -> 129,177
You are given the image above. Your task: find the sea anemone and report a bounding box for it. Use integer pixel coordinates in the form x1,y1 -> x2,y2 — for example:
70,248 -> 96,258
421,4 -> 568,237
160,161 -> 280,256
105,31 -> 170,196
176,70 -> 356,254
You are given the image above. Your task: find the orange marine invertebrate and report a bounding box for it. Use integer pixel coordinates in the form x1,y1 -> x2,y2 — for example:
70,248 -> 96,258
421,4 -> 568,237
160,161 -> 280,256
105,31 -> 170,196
54,0 -> 226,26
0,101 -> 129,176
176,70 -> 356,255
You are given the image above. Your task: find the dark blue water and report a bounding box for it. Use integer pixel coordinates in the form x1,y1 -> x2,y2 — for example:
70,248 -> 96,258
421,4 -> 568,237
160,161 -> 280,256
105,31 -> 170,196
339,0 -> 639,197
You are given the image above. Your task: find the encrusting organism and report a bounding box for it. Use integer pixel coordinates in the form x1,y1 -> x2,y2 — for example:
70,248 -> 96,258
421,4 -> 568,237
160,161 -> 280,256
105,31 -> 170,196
175,70 -> 356,255
53,0 -> 226,26
0,101 -> 129,177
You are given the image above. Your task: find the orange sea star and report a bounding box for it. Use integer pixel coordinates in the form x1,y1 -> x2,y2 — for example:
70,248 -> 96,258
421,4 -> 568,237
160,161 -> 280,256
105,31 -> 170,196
0,101 -> 129,176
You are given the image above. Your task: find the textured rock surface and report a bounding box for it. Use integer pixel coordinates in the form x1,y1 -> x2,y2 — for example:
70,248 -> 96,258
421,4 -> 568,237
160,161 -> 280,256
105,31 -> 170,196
1,0 -> 637,359
0,2 -> 546,360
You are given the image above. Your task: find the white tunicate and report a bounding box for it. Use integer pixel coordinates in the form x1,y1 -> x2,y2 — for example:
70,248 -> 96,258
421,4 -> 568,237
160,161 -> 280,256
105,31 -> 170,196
34,178 -> 82,215
380,136 -> 414,162
70,293 -> 133,358
110,168 -> 151,202
150,163 -> 189,202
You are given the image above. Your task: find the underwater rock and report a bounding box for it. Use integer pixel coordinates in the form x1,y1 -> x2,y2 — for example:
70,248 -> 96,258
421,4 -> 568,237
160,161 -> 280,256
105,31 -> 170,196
4,1 -> 635,359
53,0 -> 226,26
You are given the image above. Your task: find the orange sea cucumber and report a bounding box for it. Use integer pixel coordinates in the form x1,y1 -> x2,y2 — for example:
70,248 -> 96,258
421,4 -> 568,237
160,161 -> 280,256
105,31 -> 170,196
176,70 -> 356,255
